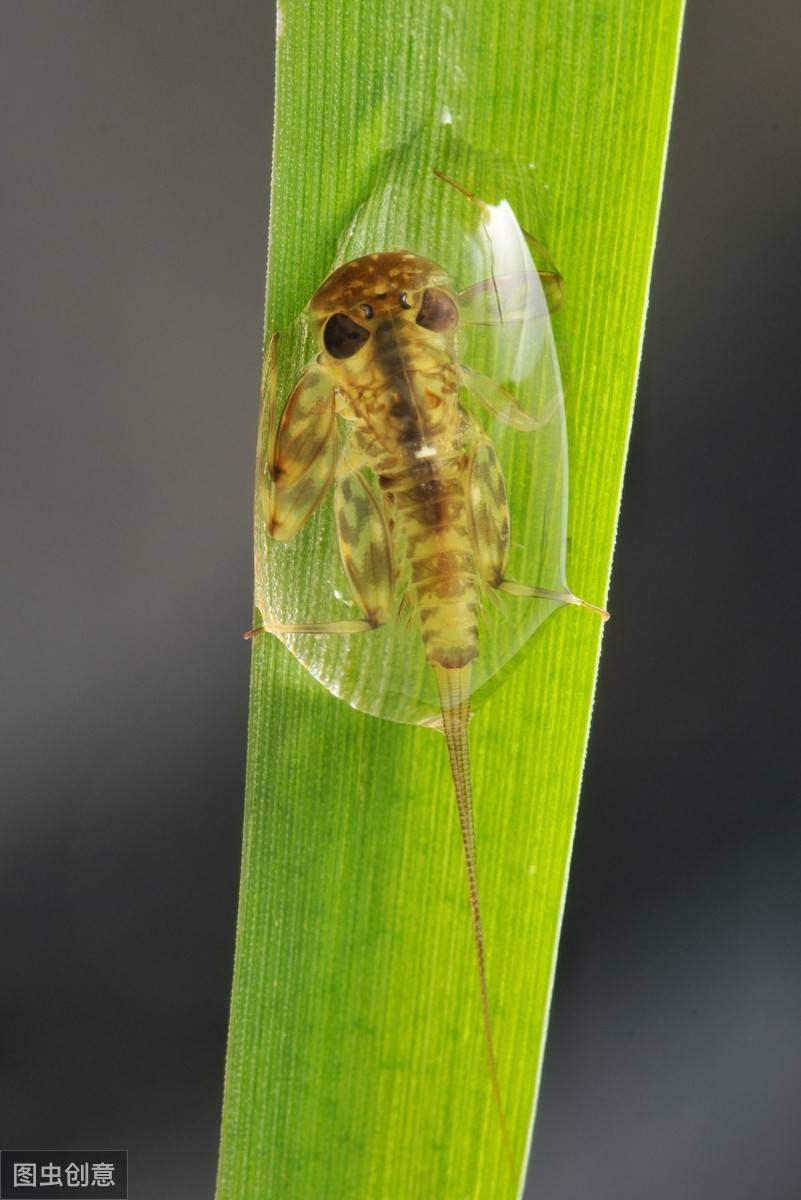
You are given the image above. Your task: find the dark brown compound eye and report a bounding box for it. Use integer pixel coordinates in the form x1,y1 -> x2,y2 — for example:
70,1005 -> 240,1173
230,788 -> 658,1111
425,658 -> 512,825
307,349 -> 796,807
323,312 -> 370,359
415,288 -> 458,332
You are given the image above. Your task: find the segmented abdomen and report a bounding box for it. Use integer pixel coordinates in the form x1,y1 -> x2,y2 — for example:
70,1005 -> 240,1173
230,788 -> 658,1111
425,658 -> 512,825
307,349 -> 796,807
392,460 -> 481,669
358,430 -> 478,670
350,336 -> 481,669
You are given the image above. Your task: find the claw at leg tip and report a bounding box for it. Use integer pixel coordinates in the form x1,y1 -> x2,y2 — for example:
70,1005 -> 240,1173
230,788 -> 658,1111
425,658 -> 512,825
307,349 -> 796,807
576,595 -> 610,622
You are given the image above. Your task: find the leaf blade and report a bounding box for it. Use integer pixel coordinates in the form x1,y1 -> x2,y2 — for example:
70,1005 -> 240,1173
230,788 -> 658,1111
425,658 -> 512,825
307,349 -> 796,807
217,2 -> 685,1197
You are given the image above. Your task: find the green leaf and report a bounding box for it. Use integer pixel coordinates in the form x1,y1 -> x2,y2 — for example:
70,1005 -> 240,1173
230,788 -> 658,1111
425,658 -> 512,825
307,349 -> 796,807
216,2 -> 684,1197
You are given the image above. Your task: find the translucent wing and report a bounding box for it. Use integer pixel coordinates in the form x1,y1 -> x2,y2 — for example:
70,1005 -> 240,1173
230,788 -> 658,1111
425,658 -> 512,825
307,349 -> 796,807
254,125 -> 579,725
259,351 -> 338,542
465,437 -> 510,585
334,469 -> 396,626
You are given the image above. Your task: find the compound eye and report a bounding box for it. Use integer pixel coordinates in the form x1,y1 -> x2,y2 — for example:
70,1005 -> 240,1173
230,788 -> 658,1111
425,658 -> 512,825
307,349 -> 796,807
416,288 -> 458,332
323,312 -> 370,359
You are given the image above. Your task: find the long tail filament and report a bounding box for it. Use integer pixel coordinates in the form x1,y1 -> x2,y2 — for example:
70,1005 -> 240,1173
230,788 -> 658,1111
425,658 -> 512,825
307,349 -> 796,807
433,663 -> 515,1178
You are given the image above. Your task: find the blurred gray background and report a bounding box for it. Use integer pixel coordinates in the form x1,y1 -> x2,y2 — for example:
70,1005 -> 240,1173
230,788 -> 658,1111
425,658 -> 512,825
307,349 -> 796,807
2,3 -> 799,1197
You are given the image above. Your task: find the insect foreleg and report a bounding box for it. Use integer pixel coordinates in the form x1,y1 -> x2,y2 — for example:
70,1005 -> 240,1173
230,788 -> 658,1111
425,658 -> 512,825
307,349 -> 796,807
520,230 -> 564,313
433,168 -> 563,312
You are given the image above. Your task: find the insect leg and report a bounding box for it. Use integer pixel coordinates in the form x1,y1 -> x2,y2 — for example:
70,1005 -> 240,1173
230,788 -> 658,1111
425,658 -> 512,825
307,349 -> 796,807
520,229 -> 564,313
244,617 -> 377,640
464,437 -> 609,620
460,363 -> 561,432
499,579 -> 609,622
433,168 -> 563,312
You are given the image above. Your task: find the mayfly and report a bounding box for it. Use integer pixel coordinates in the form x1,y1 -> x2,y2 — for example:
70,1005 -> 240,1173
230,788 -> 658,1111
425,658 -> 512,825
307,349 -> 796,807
248,161 -> 607,1170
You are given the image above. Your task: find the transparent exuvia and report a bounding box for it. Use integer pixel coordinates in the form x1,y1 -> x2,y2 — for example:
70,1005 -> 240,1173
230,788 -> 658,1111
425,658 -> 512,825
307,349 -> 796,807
253,128 -> 604,727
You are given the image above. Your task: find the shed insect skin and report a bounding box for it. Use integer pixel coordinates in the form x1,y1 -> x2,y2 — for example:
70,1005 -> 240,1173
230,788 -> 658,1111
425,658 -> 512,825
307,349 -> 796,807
248,220 -> 607,1173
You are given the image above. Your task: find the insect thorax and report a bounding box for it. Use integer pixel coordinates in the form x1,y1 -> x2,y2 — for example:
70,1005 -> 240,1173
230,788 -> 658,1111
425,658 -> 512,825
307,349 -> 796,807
342,344 -> 464,468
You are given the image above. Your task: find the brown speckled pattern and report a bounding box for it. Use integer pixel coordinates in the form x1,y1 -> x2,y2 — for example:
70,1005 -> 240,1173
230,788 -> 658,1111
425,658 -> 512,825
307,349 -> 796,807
303,253 -> 486,670
310,251 -> 452,317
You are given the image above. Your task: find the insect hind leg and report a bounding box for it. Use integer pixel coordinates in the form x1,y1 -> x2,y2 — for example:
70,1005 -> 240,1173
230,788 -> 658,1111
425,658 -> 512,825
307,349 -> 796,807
244,616 -> 380,641
498,579 -> 609,622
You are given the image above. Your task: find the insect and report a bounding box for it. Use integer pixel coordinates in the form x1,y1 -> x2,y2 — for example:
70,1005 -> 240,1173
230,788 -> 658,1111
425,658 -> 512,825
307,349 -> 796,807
248,166 -> 607,1170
